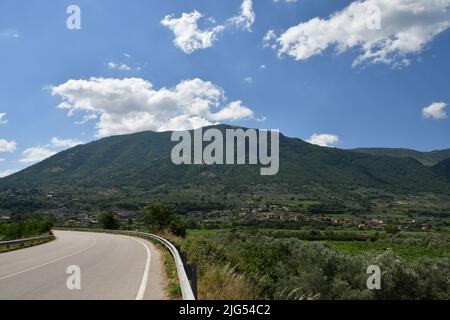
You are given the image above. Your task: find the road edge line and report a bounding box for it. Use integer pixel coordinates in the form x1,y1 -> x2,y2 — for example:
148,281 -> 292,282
133,238 -> 152,300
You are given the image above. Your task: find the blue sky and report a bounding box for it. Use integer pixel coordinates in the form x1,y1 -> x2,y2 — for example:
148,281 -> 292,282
0,0 -> 449,176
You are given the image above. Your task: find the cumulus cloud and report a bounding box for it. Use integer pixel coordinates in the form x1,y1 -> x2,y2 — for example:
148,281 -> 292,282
161,11 -> 225,54
51,77 -> 257,137
0,169 -> 18,178
270,0 -> 450,67
75,113 -> 98,125
16,138 -> 82,165
162,0 -> 255,53
422,102 -> 448,120
210,101 -> 255,121
19,147 -> 56,163
0,139 -> 16,153
228,0 -> 255,31
0,113 -> 7,124
51,137 -> 83,148
307,133 -> 340,147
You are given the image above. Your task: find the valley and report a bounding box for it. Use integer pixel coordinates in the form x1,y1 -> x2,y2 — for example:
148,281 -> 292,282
1,126 -> 449,300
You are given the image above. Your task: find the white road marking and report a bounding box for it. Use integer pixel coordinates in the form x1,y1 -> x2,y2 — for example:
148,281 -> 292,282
0,238 -> 97,281
133,237 -> 152,300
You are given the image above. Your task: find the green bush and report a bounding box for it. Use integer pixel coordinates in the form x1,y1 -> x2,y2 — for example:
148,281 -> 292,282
0,217 -> 54,241
183,232 -> 450,300
99,212 -> 119,230
140,204 -> 187,237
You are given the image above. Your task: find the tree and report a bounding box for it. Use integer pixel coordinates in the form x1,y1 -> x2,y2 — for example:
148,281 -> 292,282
141,205 -> 173,231
141,204 -> 186,237
169,217 -> 187,238
100,212 -> 119,230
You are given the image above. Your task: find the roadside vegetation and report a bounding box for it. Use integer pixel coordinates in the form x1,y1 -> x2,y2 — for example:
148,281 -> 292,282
50,203 -> 450,300
180,228 -> 450,300
0,218 -> 53,241
140,204 -> 187,237
154,241 -> 182,300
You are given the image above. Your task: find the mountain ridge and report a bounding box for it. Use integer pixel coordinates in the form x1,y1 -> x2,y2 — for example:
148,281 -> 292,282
1,125 -> 449,197
351,147 -> 450,166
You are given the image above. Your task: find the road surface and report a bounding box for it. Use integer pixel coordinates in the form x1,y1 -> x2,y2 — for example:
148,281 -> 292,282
0,230 -> 166,300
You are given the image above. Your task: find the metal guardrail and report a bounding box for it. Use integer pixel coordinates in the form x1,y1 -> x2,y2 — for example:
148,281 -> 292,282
54,228 -> 196,300
0,234 -> 55,248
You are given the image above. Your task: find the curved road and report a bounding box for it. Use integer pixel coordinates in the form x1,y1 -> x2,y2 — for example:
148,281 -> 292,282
0,231 -> 166,300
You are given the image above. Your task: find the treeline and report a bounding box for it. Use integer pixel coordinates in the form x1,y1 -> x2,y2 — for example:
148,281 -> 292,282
99,204 -> 187,237
182,232 -> 450,300
0,218 -> 53,241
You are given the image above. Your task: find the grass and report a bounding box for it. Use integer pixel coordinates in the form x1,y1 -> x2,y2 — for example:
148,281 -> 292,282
197,264 -> 253,300
328,240 -> 450,261
187,229 -> 229,237
153,241 -> 182,300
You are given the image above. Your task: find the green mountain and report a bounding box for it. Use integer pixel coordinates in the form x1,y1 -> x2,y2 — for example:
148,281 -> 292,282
1,125 -> 449,197
351,147 -> 450,166
433,158 -> 450,182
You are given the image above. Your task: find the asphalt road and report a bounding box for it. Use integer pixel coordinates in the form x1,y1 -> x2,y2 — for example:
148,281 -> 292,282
0,230 -> 166,300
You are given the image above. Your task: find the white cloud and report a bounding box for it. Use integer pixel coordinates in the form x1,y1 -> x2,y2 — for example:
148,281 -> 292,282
228,0 -> 256,31
244,76 -> 253,84
161,11 -> 225,54
422,102 -> 448,120
210,101 -> 255,121
51,137 -> 83,148
108,62 -> 131,71
274,0 -> 298,3
263,30 -> 277,48
271,0 -> 450,67
307,133 -> 340,147
75,113 -> 98,125
51,77 -> 257,137
0,139 -> 16,153
162,0 -> 255,53
107,61 -> 141,72
16,138 -> 82,165
0,29 -> 20,39
0,158 -> 4,162
0,169 -> 18,178
0,113 -> 7,124
259,64 -> 267,69
19,147 -> 56,163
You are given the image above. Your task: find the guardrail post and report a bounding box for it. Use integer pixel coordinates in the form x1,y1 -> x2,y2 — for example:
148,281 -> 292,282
175,244 -> 198,299
189,263 -> 198,299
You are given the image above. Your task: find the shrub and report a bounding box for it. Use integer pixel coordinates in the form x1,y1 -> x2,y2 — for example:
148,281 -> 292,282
99,212 -> 119,230
141,204 -> 187,237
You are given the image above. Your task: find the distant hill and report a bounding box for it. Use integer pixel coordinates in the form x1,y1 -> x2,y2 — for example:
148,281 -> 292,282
351,148 -> 450,166
1,125 -> 449,196
433,158 -> 450,182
